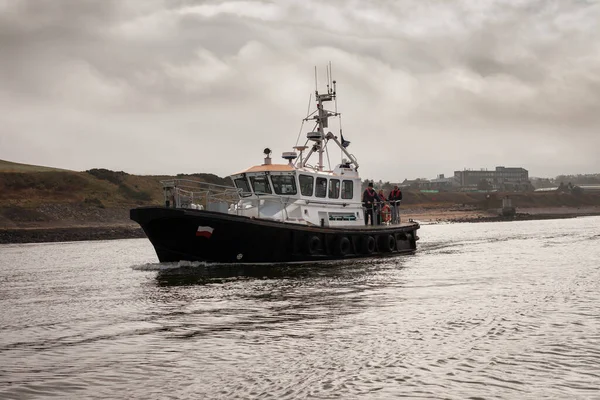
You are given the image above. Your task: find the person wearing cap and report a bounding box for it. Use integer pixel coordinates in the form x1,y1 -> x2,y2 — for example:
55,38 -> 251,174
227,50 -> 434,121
388,185 -> 403,224
362,182 -> 378,225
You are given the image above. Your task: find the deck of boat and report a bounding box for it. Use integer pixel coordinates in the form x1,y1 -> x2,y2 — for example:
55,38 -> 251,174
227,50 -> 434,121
339,222 -> 417,230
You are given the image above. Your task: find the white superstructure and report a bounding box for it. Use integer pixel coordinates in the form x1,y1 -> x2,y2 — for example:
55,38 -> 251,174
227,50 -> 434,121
229,67 -> 365,227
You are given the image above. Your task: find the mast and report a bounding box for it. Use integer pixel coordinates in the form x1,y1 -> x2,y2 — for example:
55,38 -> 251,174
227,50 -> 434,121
307,64 -> 337,171
295,64 -> 358,171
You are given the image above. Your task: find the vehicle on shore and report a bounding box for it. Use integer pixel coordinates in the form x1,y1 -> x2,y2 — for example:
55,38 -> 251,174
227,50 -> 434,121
131,68 -> 419,263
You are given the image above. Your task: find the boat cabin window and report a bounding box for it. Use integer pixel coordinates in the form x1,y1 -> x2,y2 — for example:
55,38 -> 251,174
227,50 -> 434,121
233,177 -> 252,197
341,180 -> 353,199
249,175 -> 272,194
328,179 -> 340,199
315,177 -> 327,198
271,175 -> 297,195
299,174 -> 313,196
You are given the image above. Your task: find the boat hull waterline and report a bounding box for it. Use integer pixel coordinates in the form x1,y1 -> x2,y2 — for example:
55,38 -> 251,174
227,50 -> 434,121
131,207 -> 419,264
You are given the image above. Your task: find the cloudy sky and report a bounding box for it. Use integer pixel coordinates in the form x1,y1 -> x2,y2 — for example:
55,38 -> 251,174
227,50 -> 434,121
1,0 -> 599,181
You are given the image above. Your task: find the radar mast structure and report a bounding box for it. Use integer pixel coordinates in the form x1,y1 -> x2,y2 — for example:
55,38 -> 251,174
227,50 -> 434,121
298,64 -> 358,172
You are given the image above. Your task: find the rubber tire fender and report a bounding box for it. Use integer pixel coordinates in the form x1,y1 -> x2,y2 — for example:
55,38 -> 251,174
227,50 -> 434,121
336,236 -> 352,256
306,235 -> 321,255
379,234 -> 396,253
361,235 -> 376,254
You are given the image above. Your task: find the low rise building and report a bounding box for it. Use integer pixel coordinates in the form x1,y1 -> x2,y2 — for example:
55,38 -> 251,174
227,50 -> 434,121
454,166 -> 530,191
400,174 -> 456,192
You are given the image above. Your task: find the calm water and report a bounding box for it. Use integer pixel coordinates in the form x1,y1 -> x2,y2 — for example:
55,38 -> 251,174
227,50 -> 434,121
1,217 -> 600,399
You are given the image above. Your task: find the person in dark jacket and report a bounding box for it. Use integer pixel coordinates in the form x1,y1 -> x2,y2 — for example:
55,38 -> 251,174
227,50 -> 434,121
362,182 -> 378,225
388,185 -> 403,224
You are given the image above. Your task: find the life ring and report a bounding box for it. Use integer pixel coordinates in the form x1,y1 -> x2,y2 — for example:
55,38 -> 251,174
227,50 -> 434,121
306,235 -> 321,255
381,204 -> 391,224
379,234 -> 396,252
361,235 -> 376,254
336,236 -> 352,256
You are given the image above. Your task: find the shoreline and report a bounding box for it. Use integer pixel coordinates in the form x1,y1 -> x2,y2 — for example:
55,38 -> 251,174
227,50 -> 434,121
402,206 -> 600,225
0,225 -> 145,244
1,207 -> 600,244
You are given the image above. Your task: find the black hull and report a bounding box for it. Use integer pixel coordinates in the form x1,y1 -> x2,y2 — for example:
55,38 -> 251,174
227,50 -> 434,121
130,207 -> 419,264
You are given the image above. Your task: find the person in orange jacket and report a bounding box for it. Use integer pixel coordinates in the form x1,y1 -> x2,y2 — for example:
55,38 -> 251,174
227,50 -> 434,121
388,185 -> 403,224
375,189 -> 388,225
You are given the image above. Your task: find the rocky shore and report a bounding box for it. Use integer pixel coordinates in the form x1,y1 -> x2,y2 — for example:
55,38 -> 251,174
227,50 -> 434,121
0,225 -> 146,244
445,213 -> 579,224
404,206 -> 600,225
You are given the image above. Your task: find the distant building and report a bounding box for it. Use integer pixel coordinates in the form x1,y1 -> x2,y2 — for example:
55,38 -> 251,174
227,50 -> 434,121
454,166 -> 530,191
400,178 -> 429,190
530,177 -> 555,190
579,185 -> 600,192
428,174 -> 455,191
400,174 -> 455,192
534,184 -> 600,193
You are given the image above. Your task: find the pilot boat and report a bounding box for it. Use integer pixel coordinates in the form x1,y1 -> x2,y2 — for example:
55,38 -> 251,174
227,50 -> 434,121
130,71 -> 419,263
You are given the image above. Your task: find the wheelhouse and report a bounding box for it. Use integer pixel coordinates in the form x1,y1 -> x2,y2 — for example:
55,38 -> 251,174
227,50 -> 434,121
230,166 -> 360,203
228,160 -> 363,226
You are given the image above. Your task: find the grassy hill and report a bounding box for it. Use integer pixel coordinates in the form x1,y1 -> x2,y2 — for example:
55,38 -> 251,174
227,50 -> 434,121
0,160 -> 231,228
0,159 -> 71,173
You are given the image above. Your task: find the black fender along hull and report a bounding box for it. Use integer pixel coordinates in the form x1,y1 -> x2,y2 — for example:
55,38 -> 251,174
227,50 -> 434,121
130,207 -> 419,264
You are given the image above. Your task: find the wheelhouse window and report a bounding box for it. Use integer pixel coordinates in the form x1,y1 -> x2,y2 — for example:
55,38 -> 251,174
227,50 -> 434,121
271,175 -> 297,195
328,179 -> 340,199
315,177 -> 327,198
233,177 -> 252,197
249,175 -> 272,194
341,180 -> 353,199
299,174 -> 314,196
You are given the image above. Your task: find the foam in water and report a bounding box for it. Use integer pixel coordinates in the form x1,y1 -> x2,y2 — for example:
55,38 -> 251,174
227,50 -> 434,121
130,260 -> 208,271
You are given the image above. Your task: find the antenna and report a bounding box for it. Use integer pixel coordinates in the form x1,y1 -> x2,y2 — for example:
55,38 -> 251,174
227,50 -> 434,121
334,81 -> 338,114
303,63 -> 351,172
329,61 -> 333,93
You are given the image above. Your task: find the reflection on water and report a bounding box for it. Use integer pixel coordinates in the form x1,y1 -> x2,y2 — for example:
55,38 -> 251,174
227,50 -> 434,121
1,217 -> 600,399
153,258 -> 404,285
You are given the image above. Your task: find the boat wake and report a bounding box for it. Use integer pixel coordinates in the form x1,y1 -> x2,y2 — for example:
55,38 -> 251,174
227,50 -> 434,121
131,255 -> 405,273
130,256 -> 407,286
130,260 -> 209,271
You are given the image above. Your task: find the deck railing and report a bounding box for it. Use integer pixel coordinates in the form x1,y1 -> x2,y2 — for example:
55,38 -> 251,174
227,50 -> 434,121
161,179 -> 402,225
161,179 -> 241,211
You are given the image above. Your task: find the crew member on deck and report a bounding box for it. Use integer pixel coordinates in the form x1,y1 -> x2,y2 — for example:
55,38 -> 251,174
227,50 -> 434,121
362,182 -> 378,225
388,185 -> 403,224
377,189 -> 387,225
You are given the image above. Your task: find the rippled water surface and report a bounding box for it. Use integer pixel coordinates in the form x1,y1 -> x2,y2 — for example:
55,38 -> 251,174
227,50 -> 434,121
1,217 -> 600,399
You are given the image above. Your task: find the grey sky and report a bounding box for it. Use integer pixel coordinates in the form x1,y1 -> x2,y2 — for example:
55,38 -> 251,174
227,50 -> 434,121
1,0 -> 599,182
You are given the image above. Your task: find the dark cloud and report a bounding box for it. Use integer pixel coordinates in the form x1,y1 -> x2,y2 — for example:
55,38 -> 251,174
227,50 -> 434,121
1,0 -> 599,180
